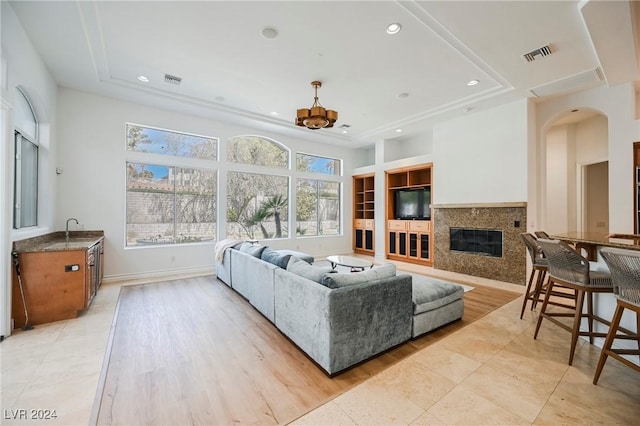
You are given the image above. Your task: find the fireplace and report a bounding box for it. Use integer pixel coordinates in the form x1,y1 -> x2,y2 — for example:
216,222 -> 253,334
433,203 -> 526,285
450,228 -> 503,257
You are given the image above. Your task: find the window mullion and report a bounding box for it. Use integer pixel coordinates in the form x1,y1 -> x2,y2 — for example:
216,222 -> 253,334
173,166 -> 178,243
14,133 -> 22,229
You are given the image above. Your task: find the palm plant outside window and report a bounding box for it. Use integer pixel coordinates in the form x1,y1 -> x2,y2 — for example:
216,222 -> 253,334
226,136 -> 289,240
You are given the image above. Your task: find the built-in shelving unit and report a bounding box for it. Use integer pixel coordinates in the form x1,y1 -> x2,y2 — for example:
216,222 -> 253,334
386,164 -> 433,266
353,174 -> 375,254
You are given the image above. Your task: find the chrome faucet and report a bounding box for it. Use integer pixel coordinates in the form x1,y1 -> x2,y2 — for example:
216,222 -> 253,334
65,218 -> 79,241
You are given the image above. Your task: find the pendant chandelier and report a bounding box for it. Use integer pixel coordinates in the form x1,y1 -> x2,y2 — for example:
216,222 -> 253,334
296,81 -> 338,130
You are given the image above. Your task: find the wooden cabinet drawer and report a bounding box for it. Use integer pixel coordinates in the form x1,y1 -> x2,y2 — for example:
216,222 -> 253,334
354,219 -> 365,228
409,221 -> 430,232
364,219 -> 374,229
388,220 -> 407,231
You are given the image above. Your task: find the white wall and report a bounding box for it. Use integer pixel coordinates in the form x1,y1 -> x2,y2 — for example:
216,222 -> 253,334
383,133 -> 434,163
57,89 -> 356,281
545,125 -> 574,233
1,2 -> 59,337
433,99 -> 529,204
575,114 -> 609,164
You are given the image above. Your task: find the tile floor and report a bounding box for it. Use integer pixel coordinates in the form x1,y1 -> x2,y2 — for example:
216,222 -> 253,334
1,269 -> 639,425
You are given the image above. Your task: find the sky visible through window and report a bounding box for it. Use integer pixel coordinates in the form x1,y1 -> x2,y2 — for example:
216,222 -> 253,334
127,124 -> 217,164
297,153 -> 340,176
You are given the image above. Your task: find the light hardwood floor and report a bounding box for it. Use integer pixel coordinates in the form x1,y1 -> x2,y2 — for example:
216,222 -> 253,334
96,275 -> 519,425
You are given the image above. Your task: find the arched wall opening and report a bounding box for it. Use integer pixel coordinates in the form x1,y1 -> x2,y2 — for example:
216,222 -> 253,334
540,108 -> 609,235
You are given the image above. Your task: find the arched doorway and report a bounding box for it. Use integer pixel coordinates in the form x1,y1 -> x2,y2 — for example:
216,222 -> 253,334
542,108 -> 609,235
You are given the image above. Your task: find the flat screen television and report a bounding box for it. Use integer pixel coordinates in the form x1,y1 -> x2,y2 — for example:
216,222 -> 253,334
394,187 -> 431,220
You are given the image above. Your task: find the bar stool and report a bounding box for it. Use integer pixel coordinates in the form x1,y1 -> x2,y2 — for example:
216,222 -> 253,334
535,239 -> 613,365
593,248 -> 640,384
520,233 -> 548,319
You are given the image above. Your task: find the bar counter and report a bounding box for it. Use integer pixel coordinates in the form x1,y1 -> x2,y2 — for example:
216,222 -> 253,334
549,232 -> 640,260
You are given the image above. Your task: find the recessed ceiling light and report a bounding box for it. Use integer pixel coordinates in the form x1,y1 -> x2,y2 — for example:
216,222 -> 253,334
396,129 -> 403,133
467,79 -> 479,86
270,111 -> 279,116
341,130 -> 349,134
137,75 -> 149,82
396,92 -> 409,99
464,107 -> 474,113
261,27 -> 279,39
386,23 -> 402,35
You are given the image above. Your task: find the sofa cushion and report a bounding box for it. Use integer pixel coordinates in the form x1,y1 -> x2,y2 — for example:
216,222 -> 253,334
239,242 -> 266,258
321,263 -> 396,289
276,249 -> 314,264
286,256 -> 332,283
412,278 -> 464,315
261,247 -> 291,269
232,240 -> 246,250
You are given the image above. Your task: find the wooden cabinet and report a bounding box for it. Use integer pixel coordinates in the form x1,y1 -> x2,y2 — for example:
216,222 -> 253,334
387,220 -> 431,262
11,238 -> 105,329
385,165 -> 433,265
353,174 -> 375,254
86,240 -> 104,307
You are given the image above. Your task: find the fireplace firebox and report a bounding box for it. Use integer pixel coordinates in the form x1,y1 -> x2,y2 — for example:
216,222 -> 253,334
450,227 -> 503,257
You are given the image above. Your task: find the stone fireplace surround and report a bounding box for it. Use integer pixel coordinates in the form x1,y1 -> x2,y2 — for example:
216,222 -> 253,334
433,202 -> 526,285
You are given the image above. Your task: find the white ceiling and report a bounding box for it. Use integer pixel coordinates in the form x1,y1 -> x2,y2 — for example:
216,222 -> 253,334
7,0 -> 640,148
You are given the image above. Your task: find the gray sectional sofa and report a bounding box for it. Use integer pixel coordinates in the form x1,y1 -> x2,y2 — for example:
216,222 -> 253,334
215,242 -> 463,375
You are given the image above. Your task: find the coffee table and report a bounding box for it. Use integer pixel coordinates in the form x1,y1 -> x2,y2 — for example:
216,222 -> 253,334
326,255 -> 373,272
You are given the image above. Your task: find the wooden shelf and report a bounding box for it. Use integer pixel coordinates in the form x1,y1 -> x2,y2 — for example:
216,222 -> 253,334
353,173 -> 375,254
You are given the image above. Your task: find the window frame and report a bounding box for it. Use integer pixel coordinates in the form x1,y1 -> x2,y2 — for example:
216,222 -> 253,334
124,123 -> 219,249
13,87 -> 39,229
295,177 -> 341,238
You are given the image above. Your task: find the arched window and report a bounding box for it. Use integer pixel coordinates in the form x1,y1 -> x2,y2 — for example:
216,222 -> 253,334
227,135 -> 289,169
226,136 -> 289,239
14,87 -> 38,228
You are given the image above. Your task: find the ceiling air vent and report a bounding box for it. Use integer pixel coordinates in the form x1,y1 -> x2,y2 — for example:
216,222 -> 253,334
522,44 -> 552,63
164,74 -> 182,85
339,124 -> 351,129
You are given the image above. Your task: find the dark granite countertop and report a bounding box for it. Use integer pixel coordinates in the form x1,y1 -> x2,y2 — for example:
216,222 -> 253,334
550,232 -> 640,251
13,231 -> 105,253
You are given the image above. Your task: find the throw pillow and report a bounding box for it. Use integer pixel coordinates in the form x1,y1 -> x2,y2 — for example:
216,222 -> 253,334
286,256 -> 332,284
320,263 -> 396,289
261,247 -> 291,269
239,242 -> 266,258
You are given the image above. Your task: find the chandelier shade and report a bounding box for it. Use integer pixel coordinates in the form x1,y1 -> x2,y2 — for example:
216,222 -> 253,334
295,81 -> 338,130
